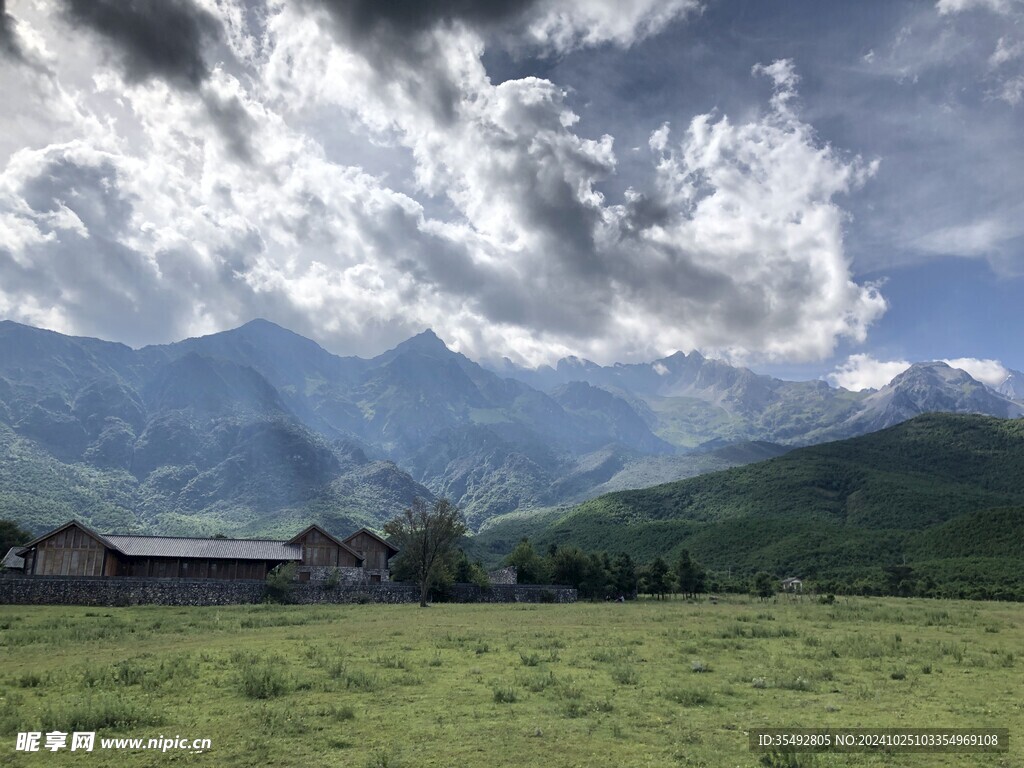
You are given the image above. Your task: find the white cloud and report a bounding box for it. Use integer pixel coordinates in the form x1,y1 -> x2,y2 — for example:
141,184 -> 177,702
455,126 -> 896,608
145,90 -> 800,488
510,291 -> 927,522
524,0 -> 700,52
990,36 -> 1024,67
942,357 -> 1009,386
936,0 -> 1020,14
0,3 -> 889,368
828,354 -> 912,391
829,354 -> 1012,391
992,74 -> 1024,104
913,216 -> 1024,269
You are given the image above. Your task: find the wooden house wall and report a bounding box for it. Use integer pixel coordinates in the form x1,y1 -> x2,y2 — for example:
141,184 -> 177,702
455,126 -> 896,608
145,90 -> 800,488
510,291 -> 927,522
346,532 -> 391,570
121,557 -> 273,580
32,526 -> 107,577
295,529 -> 359,567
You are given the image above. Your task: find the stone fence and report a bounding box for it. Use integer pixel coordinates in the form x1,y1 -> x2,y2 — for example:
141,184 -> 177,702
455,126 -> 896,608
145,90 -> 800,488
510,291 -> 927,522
0,575 -> 576,606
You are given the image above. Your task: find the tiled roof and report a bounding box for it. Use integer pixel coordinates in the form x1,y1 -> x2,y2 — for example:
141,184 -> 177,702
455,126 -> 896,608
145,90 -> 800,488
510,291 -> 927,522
102,535 -> 302,561
342,527 -> 400,554
2,546 -> 25,569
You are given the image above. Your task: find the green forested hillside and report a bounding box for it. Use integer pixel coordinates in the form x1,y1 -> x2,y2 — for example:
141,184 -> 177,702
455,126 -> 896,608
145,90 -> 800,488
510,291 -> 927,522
474,414 -> 1024,596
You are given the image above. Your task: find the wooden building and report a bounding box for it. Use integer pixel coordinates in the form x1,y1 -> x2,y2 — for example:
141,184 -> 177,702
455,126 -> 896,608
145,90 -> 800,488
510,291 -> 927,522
287,525 -> 362,567
13,520 -> 397,582
342,528 -> 400,571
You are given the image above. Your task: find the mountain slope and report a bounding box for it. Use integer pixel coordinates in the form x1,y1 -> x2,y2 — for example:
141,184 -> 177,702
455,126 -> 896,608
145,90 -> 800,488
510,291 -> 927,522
474,414 -> 1024,587
494,352 -> 1022,449
2,318 -> 1022,540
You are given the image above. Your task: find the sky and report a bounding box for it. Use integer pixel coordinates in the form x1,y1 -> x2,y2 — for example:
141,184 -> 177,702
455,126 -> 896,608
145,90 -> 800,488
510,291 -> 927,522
0,0 -> 1021,390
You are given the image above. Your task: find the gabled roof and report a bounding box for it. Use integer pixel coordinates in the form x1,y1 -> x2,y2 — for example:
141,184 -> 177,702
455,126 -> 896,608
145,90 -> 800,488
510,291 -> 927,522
342,527 -> 400,555
101,535 -> 301,561
16,520 -> 302,561
2,547 -> 25,570
16,520 -> 118,555
286,524 -> 364,562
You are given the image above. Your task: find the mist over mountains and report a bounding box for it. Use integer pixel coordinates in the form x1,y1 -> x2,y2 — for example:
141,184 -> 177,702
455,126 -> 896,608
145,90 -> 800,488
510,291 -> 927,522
0,318 -> 1021,538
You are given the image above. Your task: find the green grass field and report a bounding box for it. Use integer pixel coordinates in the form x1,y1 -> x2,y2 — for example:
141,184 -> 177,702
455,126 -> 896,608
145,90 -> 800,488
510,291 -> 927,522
1,597 -> 1021,767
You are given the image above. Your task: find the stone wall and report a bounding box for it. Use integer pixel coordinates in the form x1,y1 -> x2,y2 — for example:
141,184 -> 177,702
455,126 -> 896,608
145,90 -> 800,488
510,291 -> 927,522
0,575 -> 576,606
0,575 -> 266,606
486,566 -> 518,585
294,566 -> 390,585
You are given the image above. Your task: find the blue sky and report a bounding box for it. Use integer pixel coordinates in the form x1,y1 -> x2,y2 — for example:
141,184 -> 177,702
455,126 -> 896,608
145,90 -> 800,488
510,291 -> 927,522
0,0 -> 1021,389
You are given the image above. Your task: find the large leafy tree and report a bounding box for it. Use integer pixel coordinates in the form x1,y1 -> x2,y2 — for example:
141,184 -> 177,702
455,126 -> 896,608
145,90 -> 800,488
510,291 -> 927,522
384,497 -> 467,607
506,538 -> 550,585
550,546 -> 589,590
753,572 -> 774,601
643,557 -> 672,600
612,552 -> 637,598
675,549 -> 705,598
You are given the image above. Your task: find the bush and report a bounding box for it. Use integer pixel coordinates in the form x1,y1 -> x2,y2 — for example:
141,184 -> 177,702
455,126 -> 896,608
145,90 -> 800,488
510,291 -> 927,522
264,563 -> 297,604
240,663 -> 291,699
493,687 -> 518,703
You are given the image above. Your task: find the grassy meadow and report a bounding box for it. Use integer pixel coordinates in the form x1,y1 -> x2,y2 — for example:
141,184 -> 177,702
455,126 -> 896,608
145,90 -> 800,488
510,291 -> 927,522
1,597 -> 1021,768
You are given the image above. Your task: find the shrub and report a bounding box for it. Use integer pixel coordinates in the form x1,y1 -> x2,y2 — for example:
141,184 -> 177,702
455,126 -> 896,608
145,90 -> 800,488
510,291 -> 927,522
41,694 -> 160,731
524,671 -> 557,692
264,563 -> 298,604
493,687 -> 518,703
343,668 -> 380,692
17,672 -> 43,688
240,663 -> 291,699
611,665 -> 638,685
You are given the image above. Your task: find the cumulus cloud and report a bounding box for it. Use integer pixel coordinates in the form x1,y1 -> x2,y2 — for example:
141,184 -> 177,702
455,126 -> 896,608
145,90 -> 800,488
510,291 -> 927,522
0,1 -> 887,367
627,60 -> 885,361
942,357 -> 1010,386
828,355 -> 911,391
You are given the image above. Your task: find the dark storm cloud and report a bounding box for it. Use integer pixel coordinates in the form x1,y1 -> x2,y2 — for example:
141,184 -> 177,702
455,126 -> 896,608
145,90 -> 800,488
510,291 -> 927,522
58,0 -> 260,163
315,0 -> 539,37
60,0 -> 220,90
299,0 -> 539,124
0,0 -> 25,62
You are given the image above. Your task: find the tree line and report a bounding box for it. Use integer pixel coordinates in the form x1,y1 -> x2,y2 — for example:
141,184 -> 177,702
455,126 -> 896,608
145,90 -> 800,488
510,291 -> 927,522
504,538 -> 711,600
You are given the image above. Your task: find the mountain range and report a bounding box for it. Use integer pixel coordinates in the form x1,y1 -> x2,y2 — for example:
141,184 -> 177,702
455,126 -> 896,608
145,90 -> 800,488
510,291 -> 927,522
0,318 -> 1021,539
471,413 -> 1024,597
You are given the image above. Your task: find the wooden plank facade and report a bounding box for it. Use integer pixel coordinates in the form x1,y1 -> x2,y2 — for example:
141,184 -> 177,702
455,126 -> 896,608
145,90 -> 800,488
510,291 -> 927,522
117,558 -> 270,580
342,529 -> 400,571
29,525 -> 108,578
15,521 -> 396,582
287,525 -> 362,567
